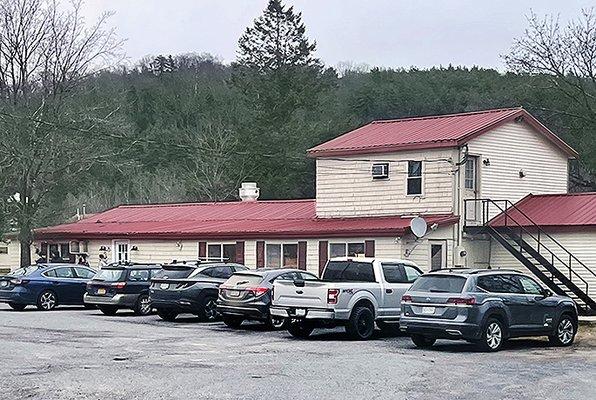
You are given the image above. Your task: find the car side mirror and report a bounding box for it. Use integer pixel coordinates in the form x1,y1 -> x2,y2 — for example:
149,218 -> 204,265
542,288 -> 552,297
294,279 -> 305,287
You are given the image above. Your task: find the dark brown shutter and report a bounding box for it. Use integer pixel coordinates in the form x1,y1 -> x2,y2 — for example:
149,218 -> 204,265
318,241 -> 328,277
256,241 -> 265,268
298,241 -> 307,271
198,241 -> 207,258
235,241 -> 245,264
365,240 -> 375,257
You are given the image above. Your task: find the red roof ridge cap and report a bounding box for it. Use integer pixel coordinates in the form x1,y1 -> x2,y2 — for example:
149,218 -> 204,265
118,198 -> 316,209
370,107 -> 522,125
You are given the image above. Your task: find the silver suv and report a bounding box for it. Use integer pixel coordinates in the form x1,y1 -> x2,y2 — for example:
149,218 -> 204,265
399,269 -> 578,351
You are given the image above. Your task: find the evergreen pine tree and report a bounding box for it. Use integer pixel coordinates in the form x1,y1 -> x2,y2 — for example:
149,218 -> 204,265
236,0 -> 320,72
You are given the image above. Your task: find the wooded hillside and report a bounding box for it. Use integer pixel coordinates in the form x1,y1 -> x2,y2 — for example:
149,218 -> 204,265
1,1 -> 595,261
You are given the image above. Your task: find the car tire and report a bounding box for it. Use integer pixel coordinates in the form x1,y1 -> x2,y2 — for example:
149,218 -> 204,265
345,306 -> 375,340
99,306 -> 118,316
411,334 -> 436,348
36,290 -> 57,311
9,303 -> 26,311
133,294 -> 152,316
266,314 -> 288,330
222,315 -> 244,329
287,320 -> 314,339
83,304 -> 96,310
157,309 -> 178,322
549,314 -> 576,347
197,295 -> 219,322
478,318 -> 506,352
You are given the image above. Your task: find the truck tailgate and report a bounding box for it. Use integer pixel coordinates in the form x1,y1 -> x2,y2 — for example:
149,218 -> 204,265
273,280 -> 329,308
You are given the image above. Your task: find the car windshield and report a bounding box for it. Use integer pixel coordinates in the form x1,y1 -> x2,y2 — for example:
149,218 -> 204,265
93,269 -> 125,282
153,266 -> 196,279
225,273 -> 263,286
409,275 -> 467,293
9,266 -> 41,276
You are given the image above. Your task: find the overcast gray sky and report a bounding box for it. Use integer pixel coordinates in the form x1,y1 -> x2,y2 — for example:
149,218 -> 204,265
81,0 -> 596,70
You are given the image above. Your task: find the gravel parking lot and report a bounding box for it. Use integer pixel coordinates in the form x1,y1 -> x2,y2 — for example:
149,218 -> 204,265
0,304 -> 594,400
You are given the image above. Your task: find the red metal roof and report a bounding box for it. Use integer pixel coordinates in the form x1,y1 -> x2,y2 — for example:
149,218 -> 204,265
34,200 -> 459,240
308,108 -> 578,158
490,193 -> 596,228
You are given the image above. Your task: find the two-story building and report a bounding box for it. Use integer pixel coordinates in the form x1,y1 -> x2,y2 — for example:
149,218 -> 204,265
5,107 -> 595,312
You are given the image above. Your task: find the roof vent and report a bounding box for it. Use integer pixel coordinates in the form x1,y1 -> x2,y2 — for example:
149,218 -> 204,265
239,182 -> 260,202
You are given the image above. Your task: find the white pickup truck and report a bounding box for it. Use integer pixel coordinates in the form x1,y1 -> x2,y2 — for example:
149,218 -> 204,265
270,257 -> 422,340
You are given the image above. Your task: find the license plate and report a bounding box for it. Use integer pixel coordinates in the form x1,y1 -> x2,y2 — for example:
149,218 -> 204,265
292,308 -> 306,317
97,288 -> 106,295
421,306 -> 435,314
160,283 -> 169,290
228,290 -> 240,297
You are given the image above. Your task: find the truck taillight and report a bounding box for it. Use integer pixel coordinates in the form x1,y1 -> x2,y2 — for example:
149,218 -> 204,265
401,294 -> 412,303
447,297 -> 476,305
327,289 -> 340,304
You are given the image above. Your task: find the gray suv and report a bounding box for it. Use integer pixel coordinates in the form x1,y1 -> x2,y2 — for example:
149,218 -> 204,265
400,269 -> 578,351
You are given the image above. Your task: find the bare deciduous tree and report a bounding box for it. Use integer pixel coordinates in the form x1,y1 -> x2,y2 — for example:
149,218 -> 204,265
0,0 -> 124,266
504,9 -> 596,122
181,123 -> 250,202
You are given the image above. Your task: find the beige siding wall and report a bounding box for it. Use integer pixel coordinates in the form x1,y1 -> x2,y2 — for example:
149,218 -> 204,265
0,241 -> 24,271
401,227 -> 455,272
316,149 -> 457,218
488,231 -> 596,298
466,121 -> 569,211
84,239 -> 199,268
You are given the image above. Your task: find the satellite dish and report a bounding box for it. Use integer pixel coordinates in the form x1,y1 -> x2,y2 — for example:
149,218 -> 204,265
410,217 -> 428,238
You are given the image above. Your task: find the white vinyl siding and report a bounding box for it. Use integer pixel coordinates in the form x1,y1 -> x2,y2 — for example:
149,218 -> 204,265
316,149 -> 457,218
465,120 -> 569,212
488,230 -> 596,298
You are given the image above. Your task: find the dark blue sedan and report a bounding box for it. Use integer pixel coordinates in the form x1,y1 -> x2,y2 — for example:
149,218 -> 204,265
0,264 -> 97,311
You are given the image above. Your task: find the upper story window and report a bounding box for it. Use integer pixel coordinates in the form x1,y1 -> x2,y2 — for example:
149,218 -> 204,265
0,246 -> 7,254
465,156 -> 477,190
407,161 -> 423,195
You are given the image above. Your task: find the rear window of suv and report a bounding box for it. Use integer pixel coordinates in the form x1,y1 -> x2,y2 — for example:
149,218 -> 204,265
225,273 -> 263,286
323,261 -> 376,282
409,275 -> 467,293
154,266 -> 196,279
93,269 -> 125,282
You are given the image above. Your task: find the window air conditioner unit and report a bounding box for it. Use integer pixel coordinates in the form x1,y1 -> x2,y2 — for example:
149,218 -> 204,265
371,163 -> 389,179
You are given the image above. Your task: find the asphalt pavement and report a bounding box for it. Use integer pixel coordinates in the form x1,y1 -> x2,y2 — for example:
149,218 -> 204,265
0,304 -> 594,400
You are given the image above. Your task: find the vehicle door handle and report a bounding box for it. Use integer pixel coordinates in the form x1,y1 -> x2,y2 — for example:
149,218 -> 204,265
385,289 -> 393,294
295,290 -> 303,294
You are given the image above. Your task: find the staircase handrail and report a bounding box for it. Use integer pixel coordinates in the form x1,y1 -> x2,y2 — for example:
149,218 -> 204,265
469,198 -> 592,294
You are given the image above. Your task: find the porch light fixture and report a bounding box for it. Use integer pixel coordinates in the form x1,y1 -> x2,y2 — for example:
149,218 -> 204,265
131,246 -> 139,252
99,246 -> 109,252
483,158 -> 490,166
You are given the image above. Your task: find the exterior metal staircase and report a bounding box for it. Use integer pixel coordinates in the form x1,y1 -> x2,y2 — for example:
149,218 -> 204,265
464,199 -> 596,315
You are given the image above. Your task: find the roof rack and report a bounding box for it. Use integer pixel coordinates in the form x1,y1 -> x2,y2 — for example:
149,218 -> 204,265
467,268 -> 524,275
168,258 -> 230,266
430,267 -> 474,273
105,261 -> 161,268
